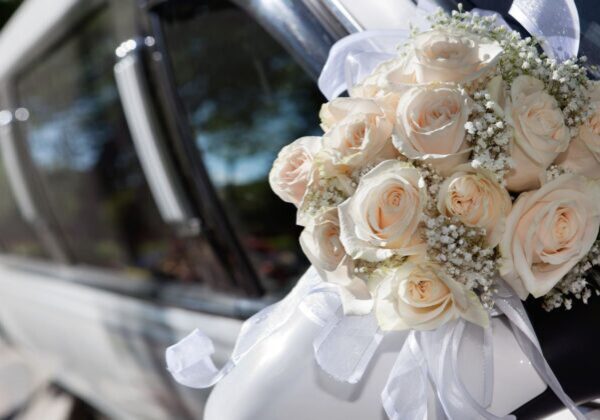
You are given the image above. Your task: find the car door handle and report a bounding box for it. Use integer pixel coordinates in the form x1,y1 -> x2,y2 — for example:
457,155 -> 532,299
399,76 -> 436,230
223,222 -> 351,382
114,40 -> 199,234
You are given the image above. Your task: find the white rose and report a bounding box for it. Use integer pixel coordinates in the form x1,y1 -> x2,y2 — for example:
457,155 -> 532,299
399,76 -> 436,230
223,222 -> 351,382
300,208 -> 373,315
374,259 -> 489,331
438,165 -> 512,246
300,208 -> 346,272
269,136 -> 321,206
500,174 -> 600,299
505,75 -> 571,192
555,82 -> 600,179
321,99 -> 395,168
382,29 -> 502,88
350,58 -> 408,98
392,84 -> 471,176
338,160 -> 427,262
319,97 -> 382,132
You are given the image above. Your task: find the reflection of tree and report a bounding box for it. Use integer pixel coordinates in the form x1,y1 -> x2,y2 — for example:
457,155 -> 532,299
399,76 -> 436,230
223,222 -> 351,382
164,4 -> 322,288
166,7 -> 323,185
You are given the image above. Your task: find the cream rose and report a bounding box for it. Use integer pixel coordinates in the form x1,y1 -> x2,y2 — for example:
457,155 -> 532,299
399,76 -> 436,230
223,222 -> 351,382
500,174 -> 600,299
300,208 -> 346,272
505,75 -> 571,192
350,58 -> 408,99
269,136 -> 321,206
438,166 -> 512,246
300,209 -> 372,314
382,29 -> 502,88
320,98 -> 380,132
321,99 -> 394,168
392,84 -> 471,175
374,260 -> 488,331
338,160 -> 427,262
555,82 -> 600,179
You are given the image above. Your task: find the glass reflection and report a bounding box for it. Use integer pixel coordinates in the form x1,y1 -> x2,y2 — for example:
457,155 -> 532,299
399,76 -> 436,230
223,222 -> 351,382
0,156 -> 47,258
162,0 -> 324,291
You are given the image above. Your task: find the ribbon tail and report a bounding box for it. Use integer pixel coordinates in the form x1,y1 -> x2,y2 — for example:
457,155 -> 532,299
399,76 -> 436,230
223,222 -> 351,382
482,325 -> 494,408
381,331 -> 428,420
495,281 -> 587,420
165,267 -> 328,388
165,329 -> 235,388
313,310 -> 383,384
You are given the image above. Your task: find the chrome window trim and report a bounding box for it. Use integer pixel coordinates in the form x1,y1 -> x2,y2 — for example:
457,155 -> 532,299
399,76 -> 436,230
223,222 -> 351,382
114,42 -> 199,234
235,0 -> 340,79
315,0 -> 363,33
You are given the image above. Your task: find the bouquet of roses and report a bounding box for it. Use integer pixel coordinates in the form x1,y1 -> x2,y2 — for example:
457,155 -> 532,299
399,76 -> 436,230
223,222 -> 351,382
268,6 -> 600,332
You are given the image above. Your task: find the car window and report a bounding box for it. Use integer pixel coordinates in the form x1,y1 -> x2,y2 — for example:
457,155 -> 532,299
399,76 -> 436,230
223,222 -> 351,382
159,0 -> 323,292
13,6 -> 232,290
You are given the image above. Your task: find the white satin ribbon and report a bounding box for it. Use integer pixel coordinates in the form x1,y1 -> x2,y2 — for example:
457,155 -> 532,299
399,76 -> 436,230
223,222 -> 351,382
166,267 -> 383,388
166,266 -> 327,388
494,281 -> 587,420
383,320 -> 512,420
317,30 -> 409,100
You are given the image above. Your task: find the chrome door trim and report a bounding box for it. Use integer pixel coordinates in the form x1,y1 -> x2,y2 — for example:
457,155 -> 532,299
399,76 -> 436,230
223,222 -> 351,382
114,41 -> 199,234
235,0 -> 340,78
0,110 -> 70,262
313,0 -> 363,33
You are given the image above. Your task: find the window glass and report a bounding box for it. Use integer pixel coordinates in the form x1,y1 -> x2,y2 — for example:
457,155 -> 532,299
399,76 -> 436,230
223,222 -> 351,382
0,157 -> 47,258
15,7 -> 231,290
161,0 -> 323,291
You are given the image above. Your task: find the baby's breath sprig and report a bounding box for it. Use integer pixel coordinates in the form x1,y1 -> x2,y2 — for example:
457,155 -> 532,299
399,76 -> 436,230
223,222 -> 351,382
409,160 -> 443,206
543,241 -> 600,311
543,57 -> 591,128
543,164 -> 572,183
423,214 -> 498,309
413,159 -> 499,309
353,255 -> 407,284
299,176 -> 352,221
466,89 -> 513,182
